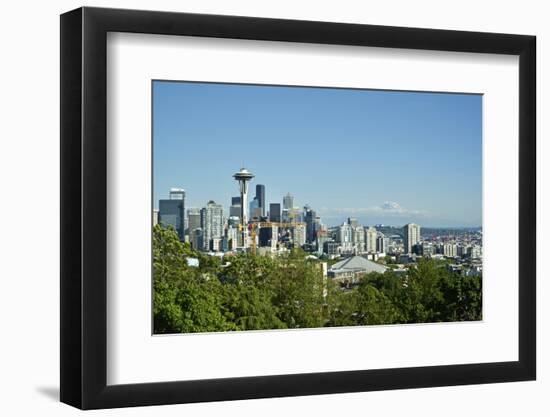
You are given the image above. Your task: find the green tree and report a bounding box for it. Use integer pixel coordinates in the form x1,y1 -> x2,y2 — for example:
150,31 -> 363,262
325,283 -> 358,327
153,225 -> 230,333
219,253 -> 286,330
269,250 -> 327,328
439,273 -> 482,321
398,258 -> 446,323
354,282 -> 402,325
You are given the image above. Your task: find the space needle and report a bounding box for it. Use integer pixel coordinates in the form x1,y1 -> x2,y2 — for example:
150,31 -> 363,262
233,167 -> 255,249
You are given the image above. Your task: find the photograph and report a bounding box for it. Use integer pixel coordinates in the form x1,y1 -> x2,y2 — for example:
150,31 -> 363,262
152,80 -> 483,334
52,3 -> 538,412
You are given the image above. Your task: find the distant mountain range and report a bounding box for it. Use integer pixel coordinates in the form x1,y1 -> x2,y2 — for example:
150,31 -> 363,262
374,225 -> 482,238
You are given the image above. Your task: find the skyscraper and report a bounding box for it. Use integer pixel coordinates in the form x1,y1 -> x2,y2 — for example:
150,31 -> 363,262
376,233 -> 389,254
282,193 -> 294,223
191,228 -> 203,251
200,200 -> 223,251
255,184 -> 266,217
304,206 -> 317,244
352,225 -> 366,253
225,223 -> 239,250
365,226 -> 377,253
159,188 -> 185,241
283,193 -> 294,210
227,215 -> 241,248
292,224 -> 306,248
269,203 -> 281,223
403,223 -> 421,254
338,222 -> 354,253
187,208 -> 201,239
229,196 -> 241,219
249,198 -> 262,221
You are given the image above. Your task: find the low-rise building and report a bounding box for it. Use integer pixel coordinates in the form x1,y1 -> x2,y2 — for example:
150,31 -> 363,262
328,255 -> 388,283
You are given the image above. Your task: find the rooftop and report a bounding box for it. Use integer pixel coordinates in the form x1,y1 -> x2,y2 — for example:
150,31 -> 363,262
329,256 -> 388,274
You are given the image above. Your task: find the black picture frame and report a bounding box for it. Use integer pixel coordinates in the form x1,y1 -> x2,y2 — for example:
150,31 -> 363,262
60,6 -> 536,410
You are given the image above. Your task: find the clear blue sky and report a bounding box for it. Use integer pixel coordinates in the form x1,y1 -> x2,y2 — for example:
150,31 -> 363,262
153,81 -> 482,227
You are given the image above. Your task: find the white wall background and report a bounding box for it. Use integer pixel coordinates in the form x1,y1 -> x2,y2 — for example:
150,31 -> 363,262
0,0 -> 546,415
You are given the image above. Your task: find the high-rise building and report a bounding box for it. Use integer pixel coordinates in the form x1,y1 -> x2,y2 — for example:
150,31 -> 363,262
338,222 -> 354,253
153,209 -> 159,226
200,200 -> 223,251
249,198 -> 262,221
443,243 -> 458,258
316,228 -> 330,254
282,193 -> 296,223
403,223 -> 421,254
226,225 -> 239,250
292,224 -> 306,248
187,208 -> 201,238
159,188 -> 185,241
269,203 -> 281,223
376,234 -> 389,254
365,226 -> 377,253
352,225 -> 366,253
229,196 -> 241,219
283,192 -> 294,210
255,184 -> 266,217
259,225 -> 278,249
191,228 -> 203,251
304,206 -> 317,244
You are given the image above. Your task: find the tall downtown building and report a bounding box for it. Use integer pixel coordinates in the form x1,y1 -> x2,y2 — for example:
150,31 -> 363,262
186,207 -> 203,249
229,196 -> 241,219
158,188 -> 185,241
187,208 -> 201,236
365,226 -> 377,253
255,184 -> 265,217
247,184 -> 266,221
283,192 -> 294,210
304,205 -> 318,244
269,203 -> 281,223
403,223 -> 421,254
200,200 -> 223,251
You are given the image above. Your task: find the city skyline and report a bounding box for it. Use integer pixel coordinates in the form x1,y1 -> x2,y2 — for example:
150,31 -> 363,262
153,81 -> 482,227
153,175 -> 482,229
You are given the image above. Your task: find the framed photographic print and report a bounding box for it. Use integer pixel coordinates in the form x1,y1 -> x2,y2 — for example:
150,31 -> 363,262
60,6 -> 536,409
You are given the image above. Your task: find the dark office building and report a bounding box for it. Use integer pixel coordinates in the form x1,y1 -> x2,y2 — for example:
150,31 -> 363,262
259,227 -> 276,247
255,184 -> 266,217
159,199 -> 185,241
269,203 -> 281,223
230,196 -> 241,219
304,206 -> 317,243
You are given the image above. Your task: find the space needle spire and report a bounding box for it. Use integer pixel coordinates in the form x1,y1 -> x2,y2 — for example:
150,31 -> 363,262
233,167 -> 255,249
